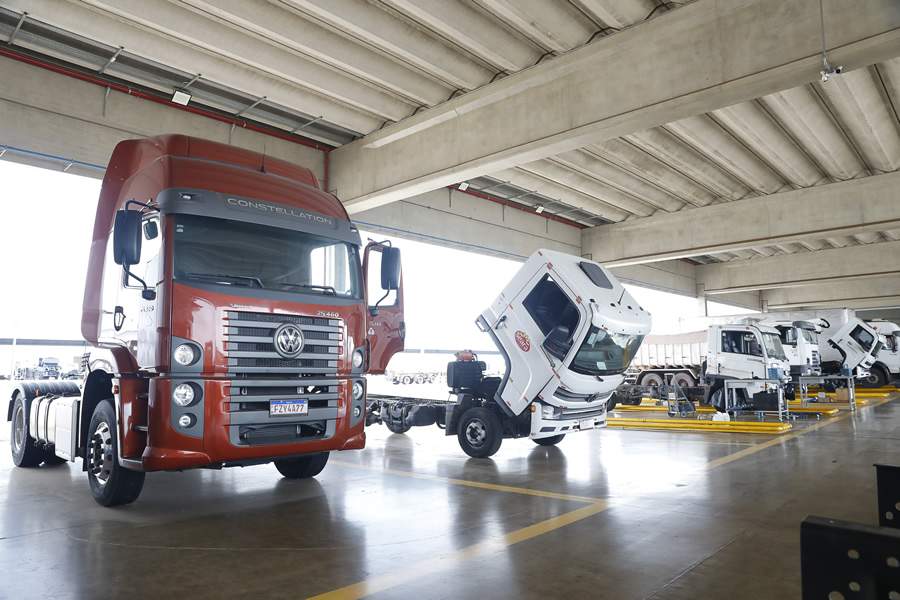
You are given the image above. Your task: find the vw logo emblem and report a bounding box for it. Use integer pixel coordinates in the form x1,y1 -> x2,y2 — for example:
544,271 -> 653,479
273,323 -> 304,358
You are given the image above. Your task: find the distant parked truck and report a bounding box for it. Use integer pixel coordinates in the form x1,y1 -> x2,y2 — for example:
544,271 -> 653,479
628,322 -> 791,411
14,357 -> 62,380
861,319 -> 900,387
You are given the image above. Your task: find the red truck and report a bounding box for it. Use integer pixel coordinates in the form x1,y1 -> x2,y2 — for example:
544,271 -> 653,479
7,135 -> 405,505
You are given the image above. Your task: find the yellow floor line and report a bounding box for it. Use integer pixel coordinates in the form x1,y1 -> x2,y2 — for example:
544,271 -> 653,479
308,500 -> 611,600
331,461 -> 600,504
311,395 -> 896,600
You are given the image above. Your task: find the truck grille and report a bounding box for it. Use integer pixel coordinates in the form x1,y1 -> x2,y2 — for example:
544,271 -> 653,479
222,310 -> 343,446
223,310 -> 342,375
225,378 -> 339,446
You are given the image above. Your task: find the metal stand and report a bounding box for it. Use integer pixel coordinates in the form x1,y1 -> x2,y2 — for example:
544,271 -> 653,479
722,378 -> 789,422
801,464 -> 900,598
798,374 -> 857,412
660,384 -> 695,417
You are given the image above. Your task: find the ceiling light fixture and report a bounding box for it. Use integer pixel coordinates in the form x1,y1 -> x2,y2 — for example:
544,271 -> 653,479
458,182 -> 469,191
535,205 -> 545,214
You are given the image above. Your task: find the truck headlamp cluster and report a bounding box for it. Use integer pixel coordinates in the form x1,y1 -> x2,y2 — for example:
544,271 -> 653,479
178,414 -> 195,428
352,380 -> 365,401
352,349 -> 365,369
173,383 -> 196,407
174,344 -> 198,366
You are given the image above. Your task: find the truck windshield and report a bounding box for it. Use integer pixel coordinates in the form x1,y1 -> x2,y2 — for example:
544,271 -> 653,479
761,332 -> 786,360
569,326 -> 644,376
173,214 -> 362,298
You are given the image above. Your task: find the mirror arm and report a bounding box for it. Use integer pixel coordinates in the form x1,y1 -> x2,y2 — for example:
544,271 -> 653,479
123,265 -> 156,300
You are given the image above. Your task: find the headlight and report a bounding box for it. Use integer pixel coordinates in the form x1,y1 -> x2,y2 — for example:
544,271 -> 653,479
352,381 -> 364,401
352,349 -> 365,369
177,414 -> 195,428
173,383 -> 195,406
174,344 -> 197,366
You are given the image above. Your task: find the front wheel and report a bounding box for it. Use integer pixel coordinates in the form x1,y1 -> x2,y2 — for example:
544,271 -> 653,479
87,400 -> 145,506
457,407 -> 503,458
533,434 -> 565,446
274,452 -> 329,479
859,367 -> 888,388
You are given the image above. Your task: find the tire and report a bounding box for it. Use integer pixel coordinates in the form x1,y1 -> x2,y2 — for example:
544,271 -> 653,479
10,393 -> 44,468
639,373 -> 664,388
671,372 -> 695,388
859,366 -> 888,388
86,400 -> 145,506
709,386 -> 726,413
457,406 -> 503,458
533,434 -> 565,446
606,392 -> 619,412
274,452 -> 329,479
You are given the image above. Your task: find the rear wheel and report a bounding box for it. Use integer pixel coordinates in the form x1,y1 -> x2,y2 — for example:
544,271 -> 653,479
709,386 -> 726,412
10,394 -> 43,468
671,372 -> 696,388
87,400 -> 145,506
533,434 -> 565,446
457,407 -> 503,458
274,452 -> 330,479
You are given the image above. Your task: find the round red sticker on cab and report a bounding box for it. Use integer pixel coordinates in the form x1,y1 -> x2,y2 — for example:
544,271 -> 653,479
515,330 -> 531,352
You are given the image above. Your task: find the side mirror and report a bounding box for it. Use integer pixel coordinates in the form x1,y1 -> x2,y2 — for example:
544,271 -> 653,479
113,209 -> 142,266
380,247 -> 401,291
143,219 -> 159,240
543,324 -> 572,359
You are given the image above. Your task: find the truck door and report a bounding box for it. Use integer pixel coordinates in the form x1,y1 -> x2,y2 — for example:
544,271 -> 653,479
717,329 -> 767,380
363,242 -> 404,374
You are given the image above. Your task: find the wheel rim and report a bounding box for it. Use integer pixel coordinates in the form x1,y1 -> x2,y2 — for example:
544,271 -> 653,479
12,403 -> 25,454
465,419 -> 487,447
89,421 -> 114,487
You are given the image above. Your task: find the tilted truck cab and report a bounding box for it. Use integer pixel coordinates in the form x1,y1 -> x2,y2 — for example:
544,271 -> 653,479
8,135 -> 405,506
369,249 -> 652,458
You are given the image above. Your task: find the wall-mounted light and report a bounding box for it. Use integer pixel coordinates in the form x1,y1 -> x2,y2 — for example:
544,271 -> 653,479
171,88 -> 192,106
535,205 -> 545,214
458,182 -> 469,191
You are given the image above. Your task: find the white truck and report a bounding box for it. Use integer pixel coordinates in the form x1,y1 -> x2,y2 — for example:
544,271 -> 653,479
861,319 -> 900,387
761,320 -> 822,379
754,309 -> 881,383
627,322 -> 791,411
367,249 -> 652,457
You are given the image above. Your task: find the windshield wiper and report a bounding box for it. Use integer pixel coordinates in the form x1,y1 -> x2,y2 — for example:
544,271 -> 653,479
183,272 -> 263,288
275,282 -> 337,295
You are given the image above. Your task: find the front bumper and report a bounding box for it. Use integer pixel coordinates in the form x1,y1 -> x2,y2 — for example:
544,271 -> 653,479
139,377 -> 366,471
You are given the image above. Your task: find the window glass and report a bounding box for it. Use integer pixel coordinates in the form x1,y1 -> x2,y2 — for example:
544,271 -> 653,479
850,325 -> 876,351
800,329 -> 818,344
523,274 -> 579,335
881,335 -> 894,351
570,326 -> 643,376
777,326 -> 797,346
721,330 -> 763,357
761,332 -> 786,360
173,215 -> 361,298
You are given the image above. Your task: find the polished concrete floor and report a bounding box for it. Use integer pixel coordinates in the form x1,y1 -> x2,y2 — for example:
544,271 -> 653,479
2,396 -> 899,599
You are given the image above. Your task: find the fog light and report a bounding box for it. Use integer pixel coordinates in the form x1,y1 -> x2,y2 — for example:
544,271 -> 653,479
352,349 -> 364,369
173,383 -> 195,406
178,414 -> 195,428
174,344 -> 197,366
353,406 -> 362,418
352,381 -> 364,400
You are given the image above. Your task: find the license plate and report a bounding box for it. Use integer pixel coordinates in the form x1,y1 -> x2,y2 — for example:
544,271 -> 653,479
579,418 -> 596,430
270,399 -> 308,417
